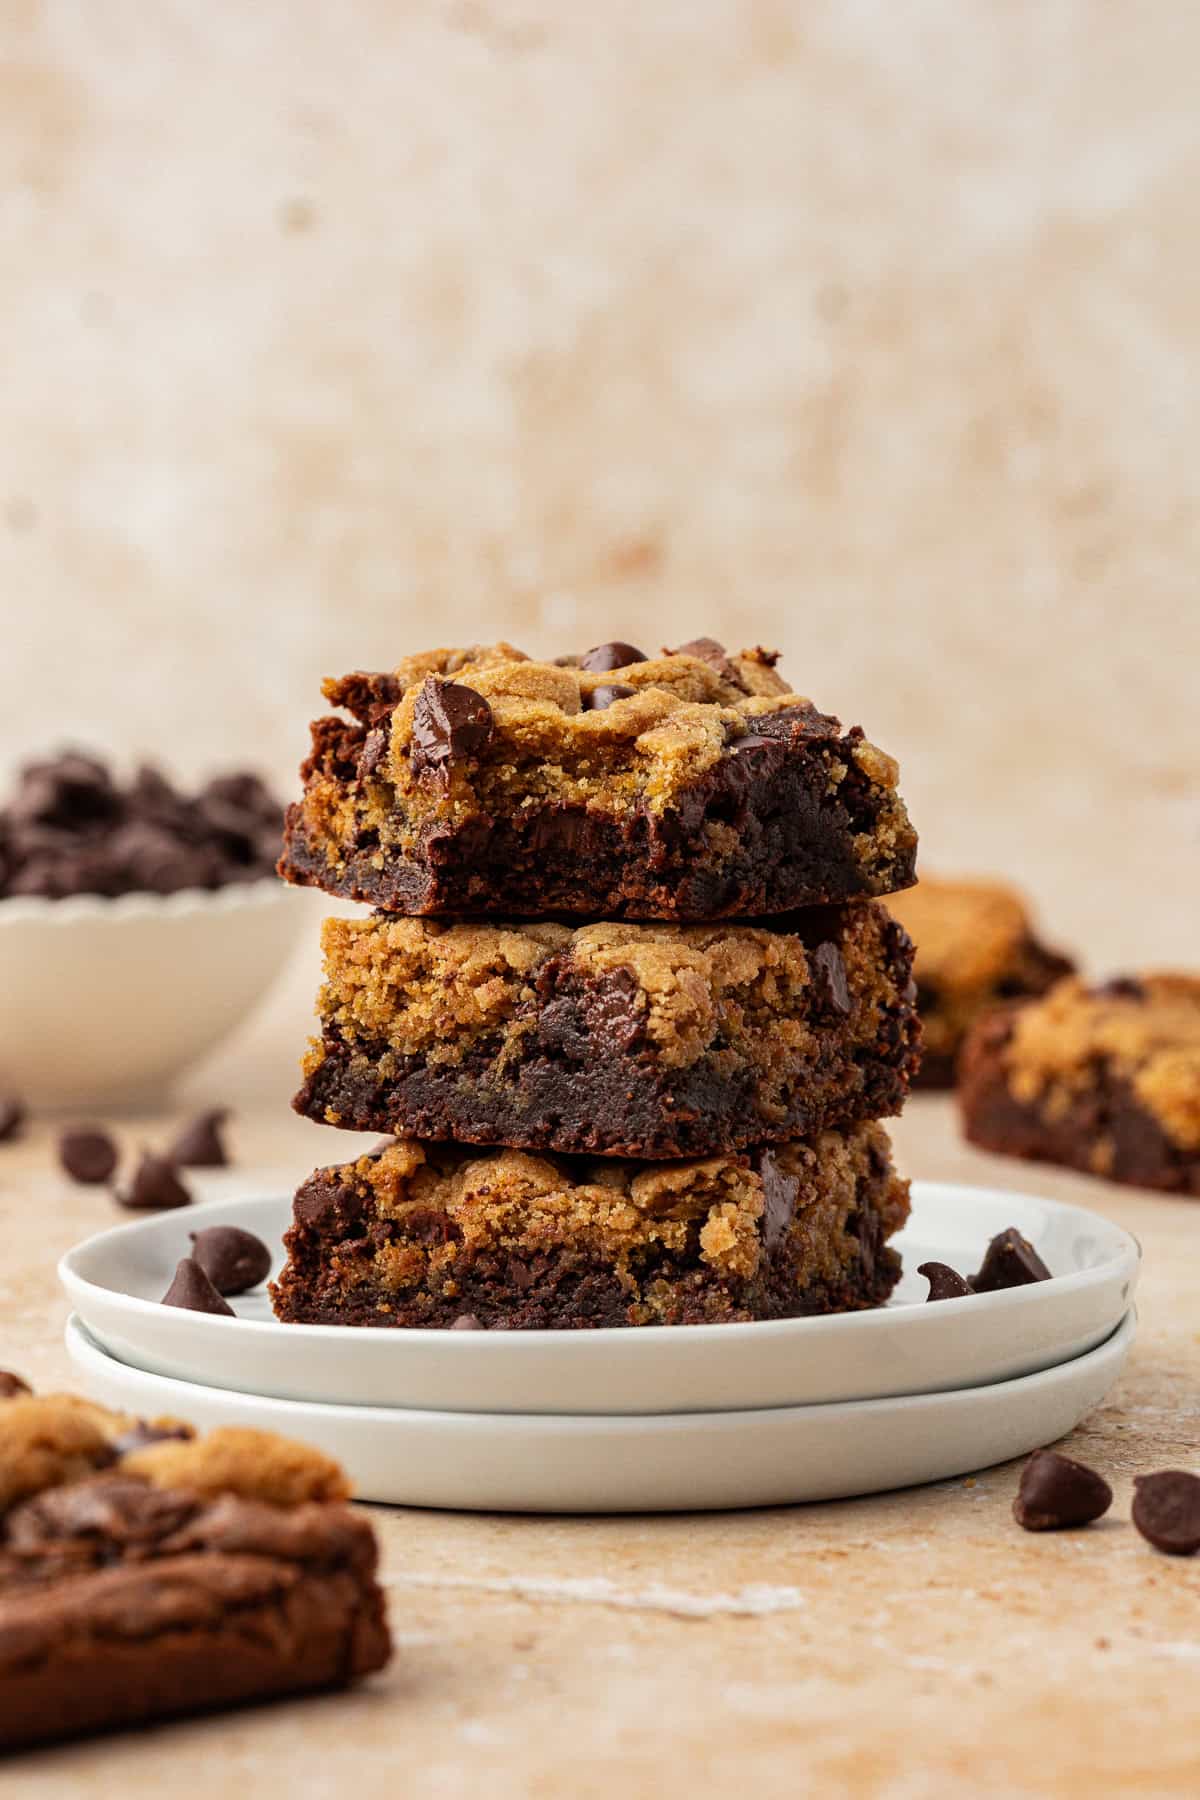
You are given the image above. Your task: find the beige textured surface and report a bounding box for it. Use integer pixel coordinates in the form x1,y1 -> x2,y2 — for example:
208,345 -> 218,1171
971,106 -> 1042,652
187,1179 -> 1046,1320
2,1 -> 1198,974
3,1050 -> 1200,1796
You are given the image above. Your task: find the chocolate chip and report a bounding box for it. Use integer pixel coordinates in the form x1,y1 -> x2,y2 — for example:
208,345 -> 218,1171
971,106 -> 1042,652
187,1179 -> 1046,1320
410,677 -> 494,775
918,1261 -> 973,1301
583,683 -> 636,711
189,1224 -> 271,1295
725,732 -> 779,755
1013,1450 -> 1113,1530
0,1370 -> 31,1398
160,1257 -> 235,1315
450,1314 -> 483,1330
970,1228 -> 1051,1292
810,941 -> 851,1016
167,1109 -> 230,1169
58,1127 -> 119,1185
111,1420 -> 195,1456
579,642 -> 647,673
757,1150 -> 799,1253
0,1094 -> 25,1143
1132,1471 -> 1200,1555
117,1152 -> 192,1212
357,726 -> 390,781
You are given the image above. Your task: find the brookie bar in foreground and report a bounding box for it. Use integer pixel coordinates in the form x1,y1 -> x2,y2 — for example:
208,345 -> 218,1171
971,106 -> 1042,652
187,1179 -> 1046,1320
0,1395 -> 391,1750
296,901 -> 920,1157
959,975 -> 1200,1194
270,1126 -> 911,1329
278,640 -> 917,919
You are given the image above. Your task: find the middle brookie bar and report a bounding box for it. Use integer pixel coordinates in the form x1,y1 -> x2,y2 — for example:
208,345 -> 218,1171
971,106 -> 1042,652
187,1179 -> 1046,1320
296,901 -> 920,1158
270,1126 -> 911,1329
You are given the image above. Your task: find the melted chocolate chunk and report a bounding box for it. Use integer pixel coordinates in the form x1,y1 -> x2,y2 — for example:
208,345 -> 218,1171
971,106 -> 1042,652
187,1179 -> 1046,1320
189,1224 -> 272,1295
117,1153 -> 192,1212
167,1109 -> 230,1169
918,1261 -> 972,1301
58,1128 -> 119,1186
669,636 -> 747,689
1013,1450 -> 1112,1530
584,683 -> 636,711
410,678 -> 494,775
579,642 -> 646,673
757,1149 -> 800,1252
160,1256 -> 235,1315
970,1227 -> 1051,1292
5,1475 -> 199,1551
811,941 -> 852,1017
1132,1471 -> 1200,1555
357,726 -> 391,781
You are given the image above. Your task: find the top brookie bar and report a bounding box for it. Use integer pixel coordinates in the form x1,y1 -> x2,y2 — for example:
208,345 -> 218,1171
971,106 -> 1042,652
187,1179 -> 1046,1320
278,639 -> 918,919
295,900 -> 920,1158
0,1395 -> 391,1750
959,974 -> 1200,1195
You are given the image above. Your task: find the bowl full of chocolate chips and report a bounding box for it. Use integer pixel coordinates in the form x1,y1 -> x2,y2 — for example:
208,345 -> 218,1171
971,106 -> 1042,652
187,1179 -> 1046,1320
0,751 -> 309,1107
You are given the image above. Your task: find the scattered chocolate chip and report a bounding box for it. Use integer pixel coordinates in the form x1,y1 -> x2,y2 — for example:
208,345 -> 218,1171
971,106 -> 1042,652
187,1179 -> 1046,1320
167,1109 -> 230,1169
1132,1471 -> 1200,1555
583,683 -> 636,711
810,941 -> 851,1016
189,1224 -> 271,1295
111,1419 -> 195,1456
919,1261 -> 973,1301
970,1228 -> 1051,1292
160,1257 -> 235,1315
58,1127 -> 119,1186
410,677 -> 494,776
0,1093 -> 26,1143
0,1370 -> 32,1398
1013,1450 -> 1113,1530
579,642 -> 646,673
117,1152 -> 192,1212
450,1314 -> 483,1330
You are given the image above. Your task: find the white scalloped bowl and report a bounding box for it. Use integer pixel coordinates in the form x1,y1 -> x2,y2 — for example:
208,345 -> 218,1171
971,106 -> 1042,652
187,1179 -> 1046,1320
0,880 -> 310,1109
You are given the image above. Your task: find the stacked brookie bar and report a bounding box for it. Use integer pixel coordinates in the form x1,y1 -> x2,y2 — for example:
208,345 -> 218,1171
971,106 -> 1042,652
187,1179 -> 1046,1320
271,638 -> 922,1329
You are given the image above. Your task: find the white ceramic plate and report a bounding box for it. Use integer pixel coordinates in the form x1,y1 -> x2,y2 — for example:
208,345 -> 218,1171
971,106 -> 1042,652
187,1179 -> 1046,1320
59,1182 -> 1139,1415
65,1311 -> 1136,1513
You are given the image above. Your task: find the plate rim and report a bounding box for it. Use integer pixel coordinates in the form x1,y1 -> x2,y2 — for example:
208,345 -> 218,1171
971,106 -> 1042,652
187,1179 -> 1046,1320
58,1177 -> 1142,1349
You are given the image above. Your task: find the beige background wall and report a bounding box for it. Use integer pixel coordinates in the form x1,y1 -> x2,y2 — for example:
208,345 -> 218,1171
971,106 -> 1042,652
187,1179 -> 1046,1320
2,1 -> 1197,971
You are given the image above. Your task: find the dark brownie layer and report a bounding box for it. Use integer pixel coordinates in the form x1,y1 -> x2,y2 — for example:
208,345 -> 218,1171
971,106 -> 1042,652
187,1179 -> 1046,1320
277,643 -> 917,919
295,905 -> 920,1158
959,984 -> 1200,1195
271,1127 -> 910,1329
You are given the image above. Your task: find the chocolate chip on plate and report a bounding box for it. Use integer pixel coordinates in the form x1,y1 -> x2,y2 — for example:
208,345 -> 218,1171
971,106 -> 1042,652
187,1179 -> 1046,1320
450,1313 -> 484,1330
1013,1450 -> 1113,1531
189,1224 -> 271,1295
160,1257 -> 235,1316
918,1261 -> 973,1302
410,677 -> 494,775
0,1093 -> 26,1143
58,1127 -> 119,1186
167,1108 -> 231,1168
0,1371 -> 32,1398
117,1152 -> 192,1211
1131,1471 -> 1200,1556
583,683 -> 636,711
970,1227 -> 1051,1292
579,642 -> 647,673
112,1419 -> 195,1456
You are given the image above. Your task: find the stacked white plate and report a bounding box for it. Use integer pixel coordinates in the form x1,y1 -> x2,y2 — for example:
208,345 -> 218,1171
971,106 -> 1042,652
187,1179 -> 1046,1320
61,1181 -> 1138,1513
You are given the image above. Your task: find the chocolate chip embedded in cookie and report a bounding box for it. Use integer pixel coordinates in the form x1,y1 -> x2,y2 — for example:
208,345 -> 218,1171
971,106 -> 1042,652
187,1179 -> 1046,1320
294,901 -> 920,1158
277,642 -> 918,919
959,975 -> 1200,1194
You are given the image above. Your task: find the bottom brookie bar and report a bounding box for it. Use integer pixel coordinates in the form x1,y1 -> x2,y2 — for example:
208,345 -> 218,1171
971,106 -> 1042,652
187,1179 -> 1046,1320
0,1393 -> 391,1750
270,1124 -> 911,1329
